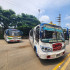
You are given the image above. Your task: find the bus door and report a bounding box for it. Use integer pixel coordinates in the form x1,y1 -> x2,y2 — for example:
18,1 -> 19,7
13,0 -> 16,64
34,26 -> 40,45
29,29 -> 34,46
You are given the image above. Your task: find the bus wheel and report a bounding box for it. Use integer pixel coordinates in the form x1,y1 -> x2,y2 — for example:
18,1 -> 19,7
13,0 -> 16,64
34,47 -> 38,57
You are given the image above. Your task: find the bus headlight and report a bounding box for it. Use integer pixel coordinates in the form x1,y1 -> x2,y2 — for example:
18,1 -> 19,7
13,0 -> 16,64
40,45 -> 52,52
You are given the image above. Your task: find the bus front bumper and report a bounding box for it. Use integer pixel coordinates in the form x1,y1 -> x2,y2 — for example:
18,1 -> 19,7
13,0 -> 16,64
7,39 -> 21,42
38,49 -> 65,59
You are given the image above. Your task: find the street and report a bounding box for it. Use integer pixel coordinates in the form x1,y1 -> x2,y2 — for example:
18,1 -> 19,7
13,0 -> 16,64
0,39 -> 70,70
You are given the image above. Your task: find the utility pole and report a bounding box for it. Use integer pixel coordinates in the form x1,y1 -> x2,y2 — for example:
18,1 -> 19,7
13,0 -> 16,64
38,9 -> 40,20
57,14 -> 61,26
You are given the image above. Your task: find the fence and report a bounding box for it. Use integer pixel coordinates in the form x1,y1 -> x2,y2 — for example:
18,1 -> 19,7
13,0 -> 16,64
0,27 -> 4,39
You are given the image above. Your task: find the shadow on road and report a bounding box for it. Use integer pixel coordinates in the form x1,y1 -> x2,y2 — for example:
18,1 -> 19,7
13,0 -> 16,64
8,41 -> 24,44
39,55 -> 66,66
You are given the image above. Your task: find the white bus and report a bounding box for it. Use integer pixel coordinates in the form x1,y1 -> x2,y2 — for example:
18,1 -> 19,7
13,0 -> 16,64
29,23 -> 69,59
4,29 -> 23,42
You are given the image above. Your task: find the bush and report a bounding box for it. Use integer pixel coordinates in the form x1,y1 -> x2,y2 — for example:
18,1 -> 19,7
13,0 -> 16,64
0,34 -> 4,39
18,27 -> 32,36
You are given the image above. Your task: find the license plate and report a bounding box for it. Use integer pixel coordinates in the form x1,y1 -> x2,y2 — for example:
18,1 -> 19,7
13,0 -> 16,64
56,54 -> 60,57
14,37 -> 17,39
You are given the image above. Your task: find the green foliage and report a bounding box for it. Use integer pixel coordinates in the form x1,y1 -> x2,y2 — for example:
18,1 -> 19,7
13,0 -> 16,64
0,34 -> 4,39
0,6 -> 40,38
18,27 -> 32,36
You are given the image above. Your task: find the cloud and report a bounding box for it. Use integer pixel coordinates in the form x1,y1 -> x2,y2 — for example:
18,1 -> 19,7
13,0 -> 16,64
39,15 -> 50,23
0,0 -> 47,16
0,0 -> 70,16
66,23 -> 70,28
65,15 -> 70,20
45,0 -> 70,8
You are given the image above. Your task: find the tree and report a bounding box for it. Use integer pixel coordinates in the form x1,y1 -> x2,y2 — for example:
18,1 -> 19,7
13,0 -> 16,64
0,6 -> 40,37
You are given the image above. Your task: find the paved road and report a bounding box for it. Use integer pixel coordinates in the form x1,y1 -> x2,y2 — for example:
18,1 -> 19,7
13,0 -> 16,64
0,39 -> 70,70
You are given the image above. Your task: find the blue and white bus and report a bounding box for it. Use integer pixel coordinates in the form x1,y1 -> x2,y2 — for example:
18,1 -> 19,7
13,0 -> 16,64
29,23 -> 69,59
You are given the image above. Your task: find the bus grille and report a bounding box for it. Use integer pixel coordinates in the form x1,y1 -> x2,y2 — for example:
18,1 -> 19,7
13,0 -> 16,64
52,43 -> 62,51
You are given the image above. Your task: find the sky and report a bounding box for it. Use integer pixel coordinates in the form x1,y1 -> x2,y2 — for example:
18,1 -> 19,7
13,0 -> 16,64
0,0 -> 70,28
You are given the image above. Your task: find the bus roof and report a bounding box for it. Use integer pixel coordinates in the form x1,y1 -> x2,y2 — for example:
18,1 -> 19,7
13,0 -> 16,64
40,23 -> 61,28
6,29 -> 20,31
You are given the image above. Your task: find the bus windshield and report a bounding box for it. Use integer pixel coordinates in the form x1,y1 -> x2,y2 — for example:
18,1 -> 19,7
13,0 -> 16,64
9,30 -> 21,36
41,24 -> 64,43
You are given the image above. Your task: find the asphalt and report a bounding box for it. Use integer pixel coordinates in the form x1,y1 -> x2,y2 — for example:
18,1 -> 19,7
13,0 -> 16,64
0,39 -> 70,70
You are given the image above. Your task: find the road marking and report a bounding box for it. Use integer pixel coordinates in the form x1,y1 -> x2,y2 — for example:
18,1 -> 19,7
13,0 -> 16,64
52,53 -> 70,70
60,57 -> 70,70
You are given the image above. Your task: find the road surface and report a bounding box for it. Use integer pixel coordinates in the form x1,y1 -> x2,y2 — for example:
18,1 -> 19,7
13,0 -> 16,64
0,39 -> 70,70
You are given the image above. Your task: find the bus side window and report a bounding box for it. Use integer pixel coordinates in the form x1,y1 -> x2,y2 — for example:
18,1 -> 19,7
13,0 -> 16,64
35,26 -> 39,42
6,30 -> 9,36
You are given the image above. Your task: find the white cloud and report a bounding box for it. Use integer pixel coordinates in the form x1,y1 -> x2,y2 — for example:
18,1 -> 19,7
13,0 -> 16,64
65,15 -> 70,20
0,0 -> 47,16
66,23 -> 70,28
0,0 -> 70,16
46,0 -> 70,8
39,15 -> 50,23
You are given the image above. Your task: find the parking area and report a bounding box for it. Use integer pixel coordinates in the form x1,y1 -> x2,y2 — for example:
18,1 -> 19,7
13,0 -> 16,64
0,39 -> 70,70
